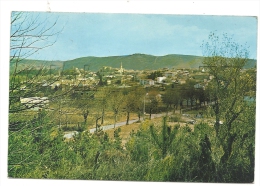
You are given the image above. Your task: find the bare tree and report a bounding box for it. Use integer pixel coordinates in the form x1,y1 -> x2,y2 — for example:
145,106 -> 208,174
8,11 -> 64,175
9,11 -> 62,114
10,12 -> 60,63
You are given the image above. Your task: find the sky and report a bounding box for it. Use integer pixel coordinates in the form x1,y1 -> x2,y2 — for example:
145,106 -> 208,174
10,12 -> 258,61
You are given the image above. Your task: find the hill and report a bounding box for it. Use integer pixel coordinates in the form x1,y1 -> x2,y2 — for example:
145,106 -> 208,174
10,59 -> 64,71
62,54 -> 205,71
10,54 -> 257,71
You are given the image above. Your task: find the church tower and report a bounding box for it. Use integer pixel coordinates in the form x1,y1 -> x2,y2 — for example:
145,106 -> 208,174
119,62 -> 124,75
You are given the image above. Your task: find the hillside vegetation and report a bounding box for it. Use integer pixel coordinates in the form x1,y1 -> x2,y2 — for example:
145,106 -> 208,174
10,53 -> 257,71
63,54 -> 205,71
10,59 -> 64,71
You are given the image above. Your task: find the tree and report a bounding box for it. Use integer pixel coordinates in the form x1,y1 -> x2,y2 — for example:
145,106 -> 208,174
198,134 -> 215,180
150,117 -> 179,158
96,71 -> 105,86
147,70 -> 163,80
123,93 -> 137,125
75,91 -> 96,129
9,12 -> 62,113
201,32 -> 256,164
109,90 -> 124,128
120,86 -> 145,124
183,79 -> 196,108
95,87 -> 111,125
162,89 -> 180,115
132,87 -> 146,122
145,90 -> 161,119
195,88 -> 206,107
8,11 -> 65,176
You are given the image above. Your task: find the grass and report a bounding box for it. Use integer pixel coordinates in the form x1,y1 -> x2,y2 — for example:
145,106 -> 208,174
104,115 -> 197,146
105,122 -> 141,146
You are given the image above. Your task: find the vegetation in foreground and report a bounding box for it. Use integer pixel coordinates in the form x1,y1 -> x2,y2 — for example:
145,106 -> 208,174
8,111 -> 255,182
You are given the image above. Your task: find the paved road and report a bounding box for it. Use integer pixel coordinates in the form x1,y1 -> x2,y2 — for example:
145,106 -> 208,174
64,109 -> 198,138
63,104 -> 215,139
89,107 -> 210,134
89,112 -> 168,133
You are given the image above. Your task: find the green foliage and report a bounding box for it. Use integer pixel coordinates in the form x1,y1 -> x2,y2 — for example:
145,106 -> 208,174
62,68 -> 79,76
63,54 -> 206,71
150,117 -> 179,158
8,112 -> 255,182
145,156 -> 175,181
147,70 -> 163,80
113,128 -> 122,150
169,114 -> 181,122
8,112 -> 66,178
11,54 -> 256,73
198,134 -> 215,181
162,89 -> 180,113
126,126 -> 150,163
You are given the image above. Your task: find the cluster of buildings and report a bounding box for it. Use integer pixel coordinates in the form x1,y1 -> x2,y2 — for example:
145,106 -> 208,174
138,67 -> 213,90
19,62 -> 215,110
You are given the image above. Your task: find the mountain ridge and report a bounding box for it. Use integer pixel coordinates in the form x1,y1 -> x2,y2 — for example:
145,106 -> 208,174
10,53 -> 256,71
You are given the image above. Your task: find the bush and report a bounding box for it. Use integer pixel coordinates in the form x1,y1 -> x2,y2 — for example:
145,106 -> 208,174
169,114 -> 181,122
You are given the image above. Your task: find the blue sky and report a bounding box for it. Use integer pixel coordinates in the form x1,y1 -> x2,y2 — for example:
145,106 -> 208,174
12,12 -> 258,61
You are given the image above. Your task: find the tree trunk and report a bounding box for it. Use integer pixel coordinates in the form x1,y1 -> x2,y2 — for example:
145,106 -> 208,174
83,110 -> 89,126
220,133 -> 236,164
96,117 -> 101,133
166,105 -> 169,116
101,108 -> 105,124
126,111 -> 130,125
66,114 -> 68,129
149,108 -> 152,120
114,114 -> 117,128
214,99 -> 220,136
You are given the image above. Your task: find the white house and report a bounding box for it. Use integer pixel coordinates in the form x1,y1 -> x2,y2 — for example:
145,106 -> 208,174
20,97 -> 49,109
157,76 -> 167,83
140,79 -> 155,86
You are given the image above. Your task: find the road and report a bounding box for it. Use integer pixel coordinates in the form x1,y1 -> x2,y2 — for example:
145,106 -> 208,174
64,108 -> 204,138
89,112 -> 168,133
63,113 -> 169,139
88,106 -> 214,133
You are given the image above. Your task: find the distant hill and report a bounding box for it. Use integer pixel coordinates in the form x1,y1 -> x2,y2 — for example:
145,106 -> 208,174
63,53 -> 257,71
10,53 -> 256,71
62,54 -> 205,71
10,59 -> 64,71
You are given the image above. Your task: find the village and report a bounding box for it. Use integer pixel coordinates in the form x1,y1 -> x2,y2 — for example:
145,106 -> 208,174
16,61 -> 225,138
20,62 -> 213,107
